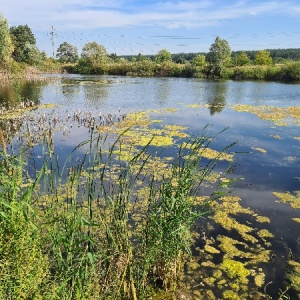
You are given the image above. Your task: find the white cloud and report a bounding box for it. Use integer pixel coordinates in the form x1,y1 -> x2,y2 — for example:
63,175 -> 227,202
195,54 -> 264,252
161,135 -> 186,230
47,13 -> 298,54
0,0 -> 296,30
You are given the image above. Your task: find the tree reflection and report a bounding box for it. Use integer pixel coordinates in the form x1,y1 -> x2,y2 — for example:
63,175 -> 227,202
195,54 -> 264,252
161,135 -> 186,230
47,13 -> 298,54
206,81 -> 228,115
0,80 -> 44,110
0,80 -> 44,145
154,78 -> 170,105
82,81 -> 109,109
59,78 -> 80,104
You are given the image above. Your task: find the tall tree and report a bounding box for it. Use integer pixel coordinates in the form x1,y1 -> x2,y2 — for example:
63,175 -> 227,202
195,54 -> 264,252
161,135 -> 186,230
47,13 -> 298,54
233,51 -> 251,66
254,50 -> 273,65
56,42 -> 78,63
155,49 -> 172,64
78,42 -> 108,73
0,14 -> 14,67
81,42 -> 108,63
10,25 -> 37,63
206,36 -> 231,76
191,54 -> 206,67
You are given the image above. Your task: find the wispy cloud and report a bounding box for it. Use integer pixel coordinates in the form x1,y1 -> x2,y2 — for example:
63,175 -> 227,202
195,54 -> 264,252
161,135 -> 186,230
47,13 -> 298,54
1,0 -> 296,30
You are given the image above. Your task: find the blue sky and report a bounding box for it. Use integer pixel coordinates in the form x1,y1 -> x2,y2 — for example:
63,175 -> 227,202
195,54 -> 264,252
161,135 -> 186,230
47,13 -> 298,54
1,0 -> 300,56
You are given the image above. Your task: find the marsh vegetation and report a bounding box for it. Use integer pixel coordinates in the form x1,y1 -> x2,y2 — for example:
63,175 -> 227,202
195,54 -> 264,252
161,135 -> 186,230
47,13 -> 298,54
0,76 -> 300,299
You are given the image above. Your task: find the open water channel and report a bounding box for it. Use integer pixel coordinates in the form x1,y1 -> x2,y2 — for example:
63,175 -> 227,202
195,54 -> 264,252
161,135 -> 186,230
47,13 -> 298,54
0,75 -> 300,299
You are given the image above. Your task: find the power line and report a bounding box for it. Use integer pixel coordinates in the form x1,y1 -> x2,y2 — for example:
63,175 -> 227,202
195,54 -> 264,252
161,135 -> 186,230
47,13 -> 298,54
50,25 -> 55,57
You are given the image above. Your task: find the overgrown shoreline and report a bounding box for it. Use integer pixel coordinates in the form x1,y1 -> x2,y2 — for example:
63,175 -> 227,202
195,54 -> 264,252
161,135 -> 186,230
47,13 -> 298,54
1,104 -> 300,299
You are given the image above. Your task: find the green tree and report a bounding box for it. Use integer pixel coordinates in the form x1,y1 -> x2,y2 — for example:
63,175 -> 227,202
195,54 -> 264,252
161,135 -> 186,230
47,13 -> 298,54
233,51 -> 251,66
192,54 -> 206,67
23,42 -> 43,65
56,42 -> 78,63
254,50 -> 273,65
10,25 -> 37,64
81,42 -> 108,63
78,42 -> 108,74
155,49 -> 172,64
0,14 -> 14,67
206,36 -> 231,76
176,55 -> 187,64
109,52 -> 119,62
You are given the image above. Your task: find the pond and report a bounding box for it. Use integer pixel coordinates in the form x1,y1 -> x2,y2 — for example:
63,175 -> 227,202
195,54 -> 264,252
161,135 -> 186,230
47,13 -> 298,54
1,75 -> 300,299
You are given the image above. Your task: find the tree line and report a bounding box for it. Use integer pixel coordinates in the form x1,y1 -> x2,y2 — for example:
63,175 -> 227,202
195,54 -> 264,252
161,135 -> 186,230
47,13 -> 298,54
1,12 -> 300,81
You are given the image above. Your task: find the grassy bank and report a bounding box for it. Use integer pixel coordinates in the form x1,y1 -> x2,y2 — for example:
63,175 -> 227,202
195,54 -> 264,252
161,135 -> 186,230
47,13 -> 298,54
1,58 -> 300,83
65,60 -> 300,82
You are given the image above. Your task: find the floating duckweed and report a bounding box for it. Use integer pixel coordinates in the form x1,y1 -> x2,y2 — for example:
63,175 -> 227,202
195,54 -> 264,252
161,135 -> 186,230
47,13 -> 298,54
220,259 -> 251,284
251,147 -> 267,153
214,211 -> 257,243
137,135 -> 174,147
220,196 -> 241,202
213,269 -> 222,279
204,244 -> 220,254
204,172 -> 221,183
254,272 -> 265,287
257,229 -> 274,239
256,216 -> 271,223
200,148 -> 234,162
200,261 -> 216,268
231,104 -> 300,126
222,290 -> 241,300
187,261 -> 200,271
203,276 -> 216,286
217,236 -> 249,259
271,134 -> 281,139
186,104 -> 202,108
273,191 -> 300,209
217,279 -> 227,285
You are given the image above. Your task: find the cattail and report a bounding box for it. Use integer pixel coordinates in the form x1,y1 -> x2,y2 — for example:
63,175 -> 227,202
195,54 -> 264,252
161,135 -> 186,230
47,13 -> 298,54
0,127 -> 7,156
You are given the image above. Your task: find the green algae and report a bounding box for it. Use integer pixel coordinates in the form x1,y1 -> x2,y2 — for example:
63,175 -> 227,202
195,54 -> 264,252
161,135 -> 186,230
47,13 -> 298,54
182,143 -> 234,162
0,103 -> 56,120
251,147 -> 267,153
231,104 -> 300,127
222,290 -> 241,300
273,191 -> 300,209
220,259 -> 251,284
256,216 -> 271,223
271,134 -> 281,139
204,244 -> 220,254
257,229 -> 274,239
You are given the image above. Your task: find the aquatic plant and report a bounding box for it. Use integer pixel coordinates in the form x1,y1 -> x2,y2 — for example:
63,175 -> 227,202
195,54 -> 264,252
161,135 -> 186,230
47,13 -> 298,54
0,118 -> 237,299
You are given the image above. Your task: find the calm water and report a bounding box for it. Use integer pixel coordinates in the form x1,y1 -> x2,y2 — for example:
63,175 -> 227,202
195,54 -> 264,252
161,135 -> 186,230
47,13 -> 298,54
1,75 -> 300,296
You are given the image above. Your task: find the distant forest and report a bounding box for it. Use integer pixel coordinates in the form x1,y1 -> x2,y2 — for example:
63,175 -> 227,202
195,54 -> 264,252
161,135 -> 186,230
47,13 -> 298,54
122,48 -> 300,63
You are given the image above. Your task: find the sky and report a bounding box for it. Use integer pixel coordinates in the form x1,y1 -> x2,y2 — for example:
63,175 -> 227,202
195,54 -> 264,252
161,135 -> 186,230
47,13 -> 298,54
1,0 -> 300,57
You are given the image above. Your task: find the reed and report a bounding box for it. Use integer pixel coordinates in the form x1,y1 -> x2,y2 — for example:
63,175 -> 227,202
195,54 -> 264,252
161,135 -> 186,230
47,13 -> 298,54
0,127 -> 6,157
0,128 -> 235,299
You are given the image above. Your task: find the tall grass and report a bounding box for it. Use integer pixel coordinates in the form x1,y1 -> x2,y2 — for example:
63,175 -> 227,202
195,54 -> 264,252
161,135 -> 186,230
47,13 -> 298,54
0,129 -> 234,299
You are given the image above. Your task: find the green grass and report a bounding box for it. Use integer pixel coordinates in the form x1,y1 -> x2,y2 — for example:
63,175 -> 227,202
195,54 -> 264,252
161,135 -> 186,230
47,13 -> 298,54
0,128 -> 234,299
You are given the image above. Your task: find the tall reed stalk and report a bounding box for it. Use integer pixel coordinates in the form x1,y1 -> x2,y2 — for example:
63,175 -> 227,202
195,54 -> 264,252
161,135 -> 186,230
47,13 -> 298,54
0,128 -> 235,299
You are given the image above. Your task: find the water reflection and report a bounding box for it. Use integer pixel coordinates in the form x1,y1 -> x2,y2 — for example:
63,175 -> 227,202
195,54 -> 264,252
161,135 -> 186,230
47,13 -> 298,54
0,81 -> 45,144
0,81 -> 44,107
82,82 -> 109,109
206,81 -> 228,115
154,78 -> 170,105
59,79 -> 80,105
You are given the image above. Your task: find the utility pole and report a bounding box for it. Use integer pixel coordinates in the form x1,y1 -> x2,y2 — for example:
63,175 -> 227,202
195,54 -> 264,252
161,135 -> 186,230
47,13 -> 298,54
50,25 -> 55,58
